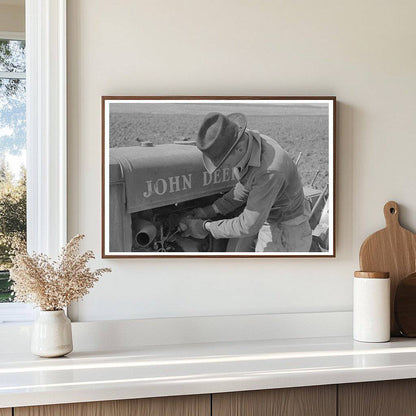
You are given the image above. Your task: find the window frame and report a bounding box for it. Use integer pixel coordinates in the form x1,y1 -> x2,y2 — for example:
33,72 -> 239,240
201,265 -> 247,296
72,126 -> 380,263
0,0 -> 67,323
26,0 -> 67,258
0,31 -> 25,41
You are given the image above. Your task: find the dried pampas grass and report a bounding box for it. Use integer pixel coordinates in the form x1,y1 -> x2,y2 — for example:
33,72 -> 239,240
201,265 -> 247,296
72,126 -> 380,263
10,234 -> 111,311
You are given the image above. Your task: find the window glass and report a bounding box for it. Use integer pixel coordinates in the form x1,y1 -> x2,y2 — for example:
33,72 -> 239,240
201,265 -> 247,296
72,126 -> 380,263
0,39 -> 26,303
0,39 -> 26,72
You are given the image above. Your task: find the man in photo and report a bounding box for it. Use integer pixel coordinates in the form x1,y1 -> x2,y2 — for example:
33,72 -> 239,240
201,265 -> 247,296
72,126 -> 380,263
181,112 -> 312,252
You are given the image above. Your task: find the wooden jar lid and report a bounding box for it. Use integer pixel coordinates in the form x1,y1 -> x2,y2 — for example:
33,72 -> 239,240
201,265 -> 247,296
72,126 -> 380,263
354,271 -> 390,279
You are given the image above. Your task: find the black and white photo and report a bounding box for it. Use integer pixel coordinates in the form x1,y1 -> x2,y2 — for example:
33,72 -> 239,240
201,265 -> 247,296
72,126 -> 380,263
102,97 -> 335,257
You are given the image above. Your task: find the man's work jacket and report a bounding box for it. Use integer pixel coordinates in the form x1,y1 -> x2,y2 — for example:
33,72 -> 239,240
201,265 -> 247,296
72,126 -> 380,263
208,130 -> 305,239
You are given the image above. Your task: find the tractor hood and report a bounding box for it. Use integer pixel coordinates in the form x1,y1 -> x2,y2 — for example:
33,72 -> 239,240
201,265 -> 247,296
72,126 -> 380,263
110,144 -> 237,213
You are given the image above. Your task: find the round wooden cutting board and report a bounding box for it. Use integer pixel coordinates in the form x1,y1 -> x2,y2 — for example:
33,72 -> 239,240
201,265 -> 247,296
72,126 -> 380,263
359,201 -> 416,335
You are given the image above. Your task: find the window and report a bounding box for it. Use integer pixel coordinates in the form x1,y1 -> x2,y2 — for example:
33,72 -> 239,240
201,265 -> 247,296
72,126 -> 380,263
0,2 -> 67,324
0,35 -> 33,323
0,37 -> 26,305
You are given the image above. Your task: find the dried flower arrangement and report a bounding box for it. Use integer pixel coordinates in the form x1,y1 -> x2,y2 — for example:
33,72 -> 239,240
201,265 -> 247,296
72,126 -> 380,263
10,234 -> 111,311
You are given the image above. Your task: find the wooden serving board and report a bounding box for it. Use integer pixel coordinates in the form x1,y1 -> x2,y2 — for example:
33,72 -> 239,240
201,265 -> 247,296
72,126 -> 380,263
359,201 -> 416,335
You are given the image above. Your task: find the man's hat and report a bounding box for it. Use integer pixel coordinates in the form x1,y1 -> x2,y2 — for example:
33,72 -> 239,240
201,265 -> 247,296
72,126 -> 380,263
196,112 -> 247,174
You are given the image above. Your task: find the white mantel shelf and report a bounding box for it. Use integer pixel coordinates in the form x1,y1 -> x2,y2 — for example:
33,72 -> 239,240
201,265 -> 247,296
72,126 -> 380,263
2,336 -> 416,409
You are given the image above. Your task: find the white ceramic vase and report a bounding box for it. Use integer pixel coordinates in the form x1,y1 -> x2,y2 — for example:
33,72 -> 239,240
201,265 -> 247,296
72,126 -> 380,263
31,310 -> 73,358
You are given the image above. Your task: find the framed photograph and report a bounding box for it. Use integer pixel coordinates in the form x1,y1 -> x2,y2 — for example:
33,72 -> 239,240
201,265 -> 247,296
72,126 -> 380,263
102,96 -> 336,258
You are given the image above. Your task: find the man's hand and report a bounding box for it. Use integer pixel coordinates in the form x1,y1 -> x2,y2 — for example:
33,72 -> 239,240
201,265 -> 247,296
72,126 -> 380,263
179,218 -> 209,239
190,205 -> 217,219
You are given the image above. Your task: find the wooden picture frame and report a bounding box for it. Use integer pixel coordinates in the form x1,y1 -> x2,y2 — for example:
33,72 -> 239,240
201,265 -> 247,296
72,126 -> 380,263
102,96 -> 336,258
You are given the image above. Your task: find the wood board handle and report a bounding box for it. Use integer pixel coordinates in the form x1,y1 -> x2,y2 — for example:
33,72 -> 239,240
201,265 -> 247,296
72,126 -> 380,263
384,201 -> 400,228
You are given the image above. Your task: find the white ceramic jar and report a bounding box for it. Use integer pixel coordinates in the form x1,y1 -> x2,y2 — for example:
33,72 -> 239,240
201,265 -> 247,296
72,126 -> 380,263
353,271 -> 390,343
31,310 -> 73,357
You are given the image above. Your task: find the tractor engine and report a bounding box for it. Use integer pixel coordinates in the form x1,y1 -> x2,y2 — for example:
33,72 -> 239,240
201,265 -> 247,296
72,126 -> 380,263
109,142 -> 238,253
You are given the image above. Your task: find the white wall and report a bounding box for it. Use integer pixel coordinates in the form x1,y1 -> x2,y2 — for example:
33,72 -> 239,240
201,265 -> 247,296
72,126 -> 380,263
67,0 -> 416,321
0,3 -> 25,33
